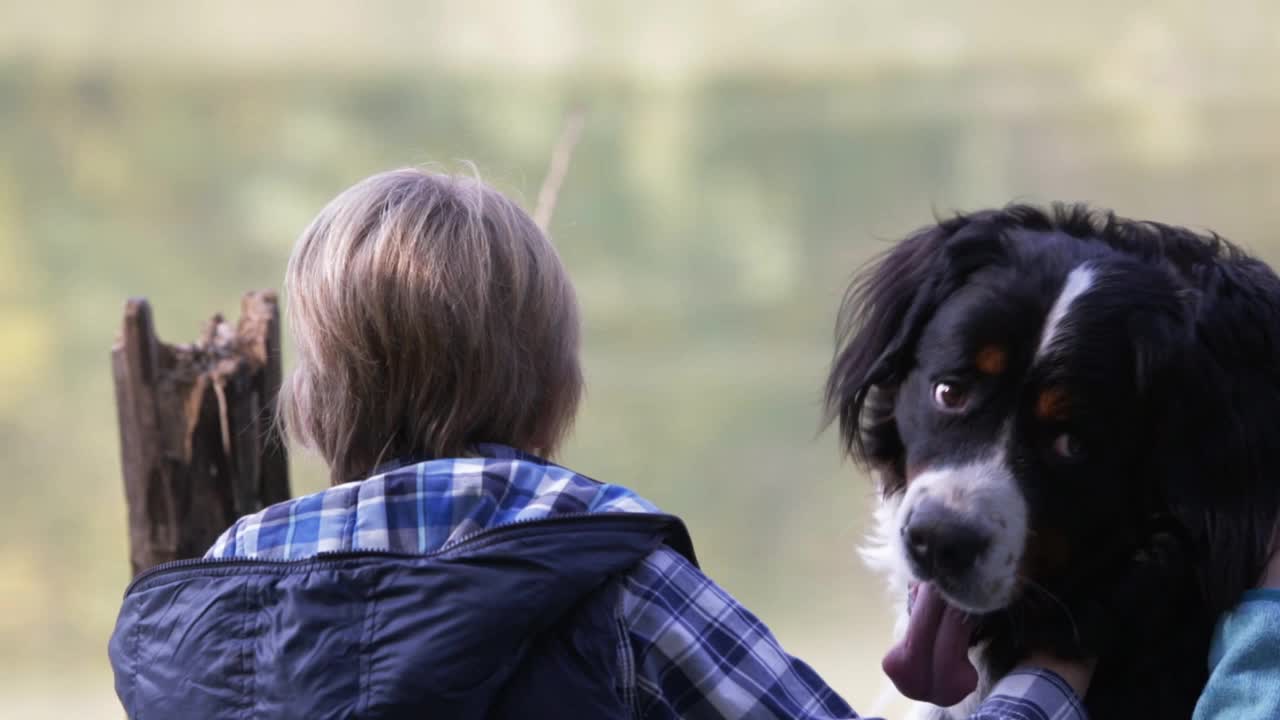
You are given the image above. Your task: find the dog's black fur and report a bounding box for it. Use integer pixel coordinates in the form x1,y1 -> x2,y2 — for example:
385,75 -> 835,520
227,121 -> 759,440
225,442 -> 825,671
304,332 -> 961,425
825,204 -> 1280,718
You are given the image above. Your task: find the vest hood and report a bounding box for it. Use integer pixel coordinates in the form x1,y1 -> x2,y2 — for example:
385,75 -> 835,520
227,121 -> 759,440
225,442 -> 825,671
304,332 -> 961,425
110,512 -> 694,719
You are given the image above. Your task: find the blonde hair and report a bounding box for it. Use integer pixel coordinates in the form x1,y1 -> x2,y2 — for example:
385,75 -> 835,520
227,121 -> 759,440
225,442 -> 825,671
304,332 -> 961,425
281,168 -> 583,484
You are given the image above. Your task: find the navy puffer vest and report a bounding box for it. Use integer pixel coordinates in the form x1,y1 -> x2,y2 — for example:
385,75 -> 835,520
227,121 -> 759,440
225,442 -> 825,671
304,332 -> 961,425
109,512 -> 696,719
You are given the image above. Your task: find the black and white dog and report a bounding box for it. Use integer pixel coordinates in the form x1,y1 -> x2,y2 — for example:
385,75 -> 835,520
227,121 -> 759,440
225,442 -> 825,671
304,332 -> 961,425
825,204 -> 1280,719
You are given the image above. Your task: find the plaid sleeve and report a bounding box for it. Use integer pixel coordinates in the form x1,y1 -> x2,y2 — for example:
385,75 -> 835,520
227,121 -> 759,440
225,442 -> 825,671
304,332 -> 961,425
618,548 -> 861,720
972,669 -> 1089,720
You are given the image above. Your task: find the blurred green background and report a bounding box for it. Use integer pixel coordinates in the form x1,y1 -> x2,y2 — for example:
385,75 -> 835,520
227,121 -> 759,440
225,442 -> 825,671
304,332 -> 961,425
2,1 -> 1278,716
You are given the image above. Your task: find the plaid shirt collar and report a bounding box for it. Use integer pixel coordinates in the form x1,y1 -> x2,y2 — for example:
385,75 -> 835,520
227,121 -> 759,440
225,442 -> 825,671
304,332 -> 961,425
206,443 -> 661,560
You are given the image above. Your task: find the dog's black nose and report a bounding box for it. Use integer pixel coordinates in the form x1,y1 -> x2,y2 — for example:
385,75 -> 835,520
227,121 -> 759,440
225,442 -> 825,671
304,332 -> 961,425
904,499 -> 991,578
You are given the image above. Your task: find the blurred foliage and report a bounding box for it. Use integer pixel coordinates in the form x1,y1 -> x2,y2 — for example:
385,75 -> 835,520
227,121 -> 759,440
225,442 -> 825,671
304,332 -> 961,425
1,1 -> 1278,716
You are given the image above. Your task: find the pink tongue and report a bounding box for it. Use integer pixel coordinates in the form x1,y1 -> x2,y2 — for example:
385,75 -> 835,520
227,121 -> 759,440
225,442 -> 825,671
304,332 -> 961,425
882,583 -> 978,707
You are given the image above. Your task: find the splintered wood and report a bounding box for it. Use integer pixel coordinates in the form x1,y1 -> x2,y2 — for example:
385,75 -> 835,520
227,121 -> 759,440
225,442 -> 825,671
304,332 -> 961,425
112,291 -> 290,576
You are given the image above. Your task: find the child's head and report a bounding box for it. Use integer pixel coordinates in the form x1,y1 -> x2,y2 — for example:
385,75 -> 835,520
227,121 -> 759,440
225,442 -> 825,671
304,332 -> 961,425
281,168 -> 582,483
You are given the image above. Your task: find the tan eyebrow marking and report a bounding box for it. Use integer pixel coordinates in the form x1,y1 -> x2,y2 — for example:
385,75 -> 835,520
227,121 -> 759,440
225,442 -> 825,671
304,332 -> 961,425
1036,387 -> 1070,421
975,345 -> 1007,375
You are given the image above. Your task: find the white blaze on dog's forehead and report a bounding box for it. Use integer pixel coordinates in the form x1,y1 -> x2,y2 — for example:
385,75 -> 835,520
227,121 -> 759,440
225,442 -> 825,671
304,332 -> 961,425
1035,265 -> 1096,360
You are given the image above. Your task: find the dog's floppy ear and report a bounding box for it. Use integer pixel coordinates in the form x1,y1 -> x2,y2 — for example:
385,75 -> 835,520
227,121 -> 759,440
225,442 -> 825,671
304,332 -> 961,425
1150,258 -> 1280,618
824,217 -> 1004,482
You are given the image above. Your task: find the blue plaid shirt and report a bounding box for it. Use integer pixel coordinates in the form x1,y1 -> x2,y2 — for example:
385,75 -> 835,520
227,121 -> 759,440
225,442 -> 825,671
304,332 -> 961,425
207,444 -> 1087,720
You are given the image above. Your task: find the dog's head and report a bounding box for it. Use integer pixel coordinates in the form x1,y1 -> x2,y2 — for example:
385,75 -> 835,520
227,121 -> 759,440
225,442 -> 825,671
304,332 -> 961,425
826,204 -> 1280,706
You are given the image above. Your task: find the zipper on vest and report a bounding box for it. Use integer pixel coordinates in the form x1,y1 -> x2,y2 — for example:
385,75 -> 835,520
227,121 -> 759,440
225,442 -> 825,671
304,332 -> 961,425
123,511 -> 682,596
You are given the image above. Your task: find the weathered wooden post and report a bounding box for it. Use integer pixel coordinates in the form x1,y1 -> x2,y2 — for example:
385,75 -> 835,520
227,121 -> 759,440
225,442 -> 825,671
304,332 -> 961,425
112,290 -> 291,576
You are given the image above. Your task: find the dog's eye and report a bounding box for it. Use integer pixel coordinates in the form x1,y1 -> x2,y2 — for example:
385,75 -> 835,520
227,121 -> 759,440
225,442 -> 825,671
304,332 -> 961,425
932,381 -> 970,412
1052,433 -> 1084,461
